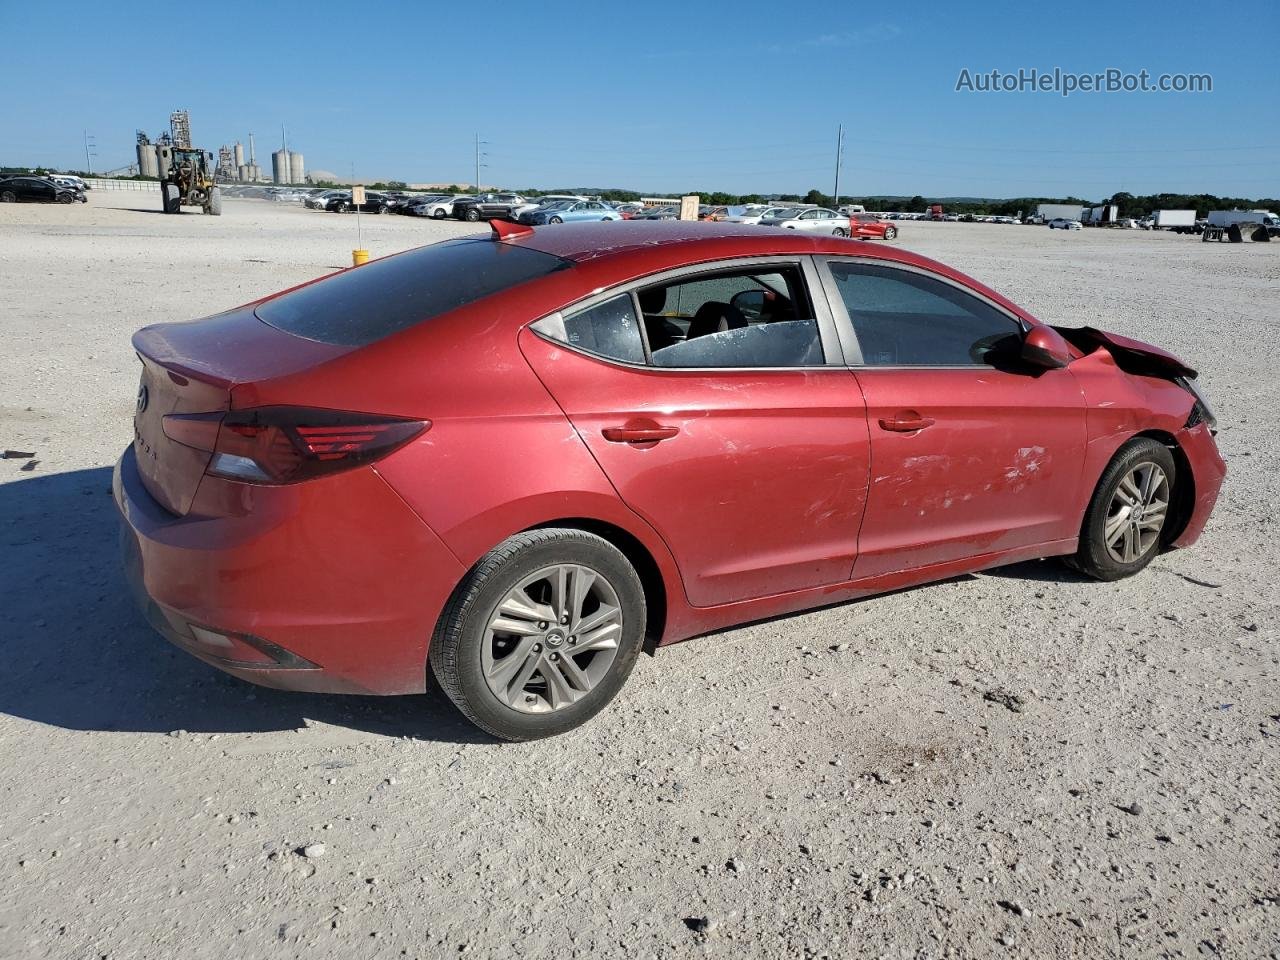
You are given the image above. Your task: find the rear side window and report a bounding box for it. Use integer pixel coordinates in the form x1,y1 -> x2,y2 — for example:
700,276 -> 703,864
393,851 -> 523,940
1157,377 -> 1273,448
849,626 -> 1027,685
256,239 -> 572,346
532,293 -> 646,364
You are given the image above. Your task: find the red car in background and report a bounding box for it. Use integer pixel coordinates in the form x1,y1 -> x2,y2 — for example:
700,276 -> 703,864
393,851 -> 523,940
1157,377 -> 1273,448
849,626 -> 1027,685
115,221 -> 1224,740
849,214 -> 899,240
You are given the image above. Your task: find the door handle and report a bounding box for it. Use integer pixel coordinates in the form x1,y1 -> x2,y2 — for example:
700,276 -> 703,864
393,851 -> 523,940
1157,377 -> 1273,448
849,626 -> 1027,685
602,424 -> 679,444
878,413 -> 935,432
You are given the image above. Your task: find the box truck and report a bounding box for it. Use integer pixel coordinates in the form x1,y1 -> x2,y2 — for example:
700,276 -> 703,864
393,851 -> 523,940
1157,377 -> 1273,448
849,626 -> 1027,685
1146,209 -> 1197,233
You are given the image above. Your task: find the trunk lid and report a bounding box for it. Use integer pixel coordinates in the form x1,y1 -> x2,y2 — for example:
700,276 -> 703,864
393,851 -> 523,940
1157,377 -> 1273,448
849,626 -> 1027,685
130,306 -> 350,515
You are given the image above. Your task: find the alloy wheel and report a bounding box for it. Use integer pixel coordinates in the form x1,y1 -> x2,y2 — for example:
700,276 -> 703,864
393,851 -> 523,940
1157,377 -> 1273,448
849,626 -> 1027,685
482,563 -> 623,714
1104,462 -> 1170,563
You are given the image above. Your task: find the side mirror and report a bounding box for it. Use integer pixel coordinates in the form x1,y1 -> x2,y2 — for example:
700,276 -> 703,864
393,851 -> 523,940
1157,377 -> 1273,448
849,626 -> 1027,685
1021,325 -> 1072,369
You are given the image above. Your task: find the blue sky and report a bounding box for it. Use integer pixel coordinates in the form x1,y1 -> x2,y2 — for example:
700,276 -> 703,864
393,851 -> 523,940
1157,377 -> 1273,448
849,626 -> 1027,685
2,0 -> 1276,198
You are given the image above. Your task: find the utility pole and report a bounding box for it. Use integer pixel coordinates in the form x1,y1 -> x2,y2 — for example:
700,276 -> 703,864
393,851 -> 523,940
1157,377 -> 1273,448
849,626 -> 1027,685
833,123 -> 845,208
474,133 -> 488,193
83,130 -> 96,174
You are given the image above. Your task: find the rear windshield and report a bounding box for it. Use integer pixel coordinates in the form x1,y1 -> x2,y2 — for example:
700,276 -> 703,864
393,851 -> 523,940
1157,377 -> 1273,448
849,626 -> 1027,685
256,239 -> 572,346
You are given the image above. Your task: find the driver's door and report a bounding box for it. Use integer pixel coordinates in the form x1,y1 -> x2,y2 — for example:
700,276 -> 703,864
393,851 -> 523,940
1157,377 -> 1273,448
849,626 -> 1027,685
818,256 -> 1088,578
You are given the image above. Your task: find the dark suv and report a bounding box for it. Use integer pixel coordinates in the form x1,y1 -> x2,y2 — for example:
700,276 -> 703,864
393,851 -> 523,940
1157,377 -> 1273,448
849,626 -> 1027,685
451,193 -> 526,222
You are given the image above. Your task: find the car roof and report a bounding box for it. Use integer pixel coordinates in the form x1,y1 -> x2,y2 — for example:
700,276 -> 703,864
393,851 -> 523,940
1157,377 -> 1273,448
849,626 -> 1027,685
513,220 -> 866,263
507,221 -> 1036,323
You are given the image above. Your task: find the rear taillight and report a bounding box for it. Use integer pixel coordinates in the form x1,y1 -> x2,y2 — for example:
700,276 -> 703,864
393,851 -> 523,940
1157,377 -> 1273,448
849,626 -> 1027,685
163,407 -> 428,484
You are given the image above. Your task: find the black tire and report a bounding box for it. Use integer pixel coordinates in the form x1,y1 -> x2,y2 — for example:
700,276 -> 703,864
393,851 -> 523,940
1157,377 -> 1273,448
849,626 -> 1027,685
0,190 -> 15,202
833,227 -> 848,237
885,226 -> 898,240
465,207 -> 482,222
334,202 -> 348,213
549,215 -> 563,224
432,208 -> 446,219
161,183 -> 181,214
1068,437 -> 1177,581
429,528 -> 647,741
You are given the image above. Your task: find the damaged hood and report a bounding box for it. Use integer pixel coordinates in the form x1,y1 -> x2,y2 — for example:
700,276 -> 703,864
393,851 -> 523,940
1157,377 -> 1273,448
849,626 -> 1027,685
1053,325 -> 1198,380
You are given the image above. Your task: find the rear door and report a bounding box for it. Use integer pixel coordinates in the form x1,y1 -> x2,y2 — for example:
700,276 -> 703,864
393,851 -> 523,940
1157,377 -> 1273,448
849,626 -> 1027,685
816,256 -> 1087,578
520,258 -> 871,607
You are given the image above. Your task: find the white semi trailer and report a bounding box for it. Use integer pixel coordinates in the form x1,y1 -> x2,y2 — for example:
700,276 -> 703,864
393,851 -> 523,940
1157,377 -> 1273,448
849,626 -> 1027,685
1033,203 -> 1085,224
1083,204 -> 1118,226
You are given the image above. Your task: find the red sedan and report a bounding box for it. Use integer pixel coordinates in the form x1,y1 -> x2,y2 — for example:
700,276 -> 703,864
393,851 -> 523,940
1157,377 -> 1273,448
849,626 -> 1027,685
115,221 -> 1224,740
850,214 -> 899,240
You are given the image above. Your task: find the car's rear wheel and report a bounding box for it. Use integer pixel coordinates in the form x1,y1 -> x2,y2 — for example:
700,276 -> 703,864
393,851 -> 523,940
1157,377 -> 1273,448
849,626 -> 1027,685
430,529 -> 647,741
1069,437 -> 1176,581
885,226 -> 898,240
833,227 -> 848,237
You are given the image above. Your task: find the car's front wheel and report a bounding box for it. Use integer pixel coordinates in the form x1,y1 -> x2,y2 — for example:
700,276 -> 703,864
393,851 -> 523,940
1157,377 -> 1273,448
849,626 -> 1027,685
833,227 -> 849,237
549,215 -> 563,224
430,529 -> 647,740
465,208 -> 481,222
885,226 -> 898,240
1069,437 -> 1176,580
0,190 -> 15,202
432,208 -> 446,219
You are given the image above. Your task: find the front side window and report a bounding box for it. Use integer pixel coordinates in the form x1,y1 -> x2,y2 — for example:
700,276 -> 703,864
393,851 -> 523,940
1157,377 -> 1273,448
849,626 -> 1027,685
532,293 -> 646,364
827,261 -> 1022,366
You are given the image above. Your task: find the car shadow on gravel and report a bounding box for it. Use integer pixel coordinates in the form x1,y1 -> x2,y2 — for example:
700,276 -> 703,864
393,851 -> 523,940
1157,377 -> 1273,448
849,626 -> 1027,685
0,467 -> 494,745
983,558 -> 1092,583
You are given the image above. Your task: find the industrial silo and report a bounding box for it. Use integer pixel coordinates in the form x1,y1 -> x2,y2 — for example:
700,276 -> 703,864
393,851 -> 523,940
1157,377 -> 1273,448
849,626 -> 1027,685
136,141 -> 159,178
272,149 -> 289,184
288,151 -> 305,185
155,144 -> 173,179
237,164 -> 250,182
233,142 -> 245,168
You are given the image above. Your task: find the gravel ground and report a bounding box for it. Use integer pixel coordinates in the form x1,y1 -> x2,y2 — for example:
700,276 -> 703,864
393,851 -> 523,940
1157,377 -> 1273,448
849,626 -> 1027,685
1,192 -> 1276,960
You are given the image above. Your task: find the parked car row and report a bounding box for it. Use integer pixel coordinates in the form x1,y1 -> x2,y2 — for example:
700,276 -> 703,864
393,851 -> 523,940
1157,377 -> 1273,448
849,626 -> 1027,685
288,190 -> 905,239
0,174 -> 87,204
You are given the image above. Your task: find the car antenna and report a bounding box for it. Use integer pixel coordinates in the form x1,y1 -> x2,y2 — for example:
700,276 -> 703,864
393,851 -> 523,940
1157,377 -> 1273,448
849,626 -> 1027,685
490,219 -> 534,241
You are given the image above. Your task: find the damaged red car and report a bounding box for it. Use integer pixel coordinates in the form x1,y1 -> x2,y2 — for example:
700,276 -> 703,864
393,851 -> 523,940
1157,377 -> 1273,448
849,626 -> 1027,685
115,221 -> 1224,740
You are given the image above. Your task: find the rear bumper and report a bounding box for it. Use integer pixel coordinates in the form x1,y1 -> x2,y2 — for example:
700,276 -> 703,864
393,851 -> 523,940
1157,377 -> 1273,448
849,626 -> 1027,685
1171,422 -> 1226,548
114,446 -> 465,695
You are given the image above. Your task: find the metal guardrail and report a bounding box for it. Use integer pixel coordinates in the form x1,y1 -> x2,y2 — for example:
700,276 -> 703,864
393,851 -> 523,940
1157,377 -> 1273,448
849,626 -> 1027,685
83,178 -> 160,192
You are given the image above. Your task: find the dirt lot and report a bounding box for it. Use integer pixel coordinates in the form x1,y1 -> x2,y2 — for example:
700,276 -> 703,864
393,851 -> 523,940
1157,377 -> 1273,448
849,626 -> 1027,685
1,192 -> 1276,960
